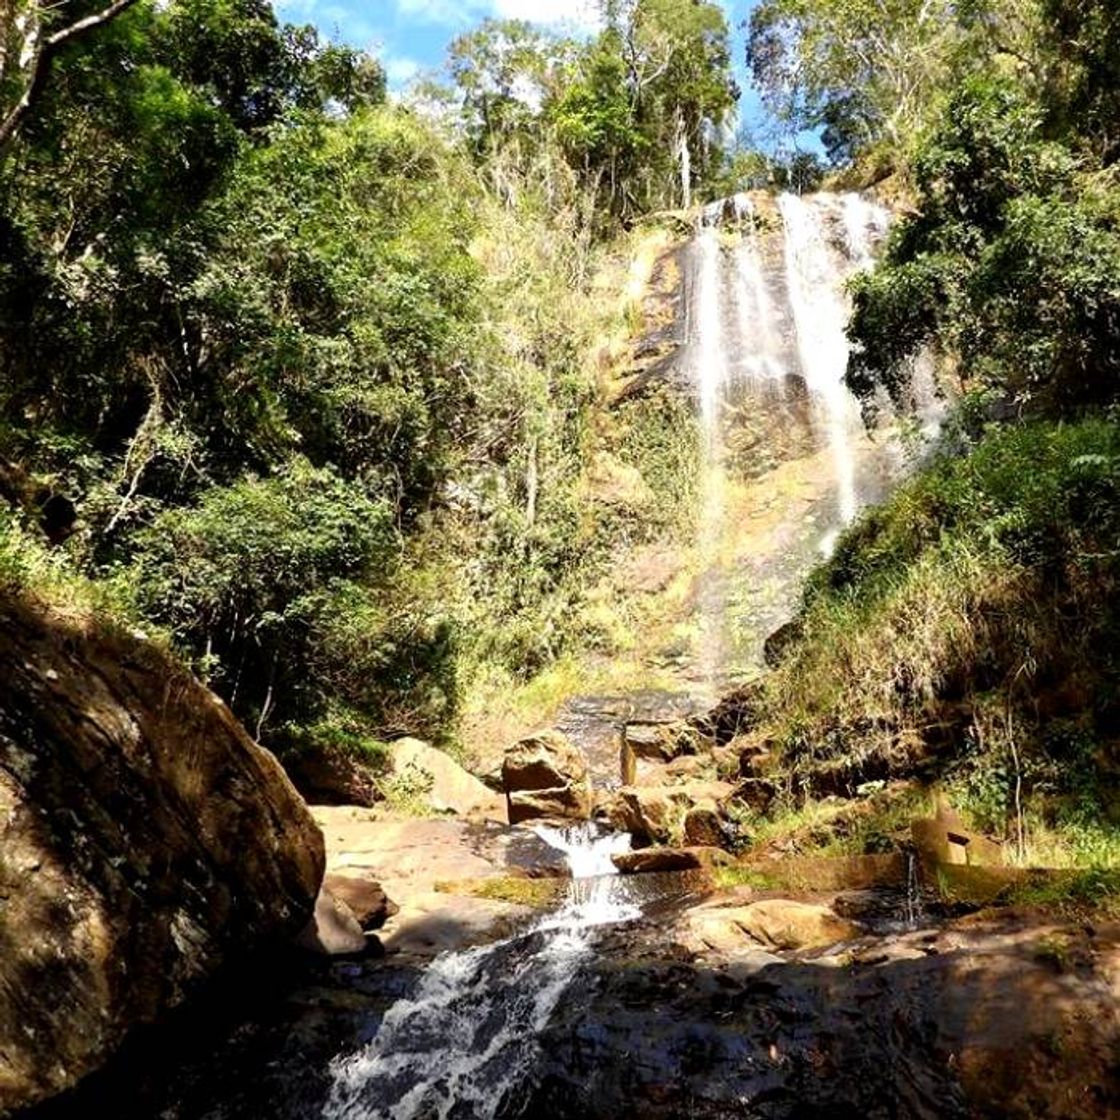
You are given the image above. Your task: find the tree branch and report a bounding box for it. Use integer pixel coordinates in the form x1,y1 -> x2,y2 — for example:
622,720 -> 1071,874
0,0 -> 140,155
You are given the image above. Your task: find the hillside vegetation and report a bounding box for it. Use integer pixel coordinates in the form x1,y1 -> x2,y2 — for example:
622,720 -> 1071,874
0,0 -> 737,775
747,0 -> 1120,872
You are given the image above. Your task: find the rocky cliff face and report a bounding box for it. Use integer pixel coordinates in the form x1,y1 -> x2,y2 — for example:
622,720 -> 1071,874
0,596 -> 324,1116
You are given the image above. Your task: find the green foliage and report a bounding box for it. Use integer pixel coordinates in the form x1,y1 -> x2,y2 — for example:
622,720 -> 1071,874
0,0 -> 681,772
848,73 -> 1120,415
746,0 -> 962,162
445,0 -> 739,220
762,419 -> 1120,857
127,460 -> 397,736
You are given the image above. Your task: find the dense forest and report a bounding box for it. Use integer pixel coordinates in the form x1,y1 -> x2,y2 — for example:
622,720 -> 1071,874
4,1 -> 1120,1116
2,0 -> 1119,871
0,0 -> 737,769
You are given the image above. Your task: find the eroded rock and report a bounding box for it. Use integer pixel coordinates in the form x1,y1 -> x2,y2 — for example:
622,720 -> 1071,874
606,780 -> 735,845
0,595 -> 323,1116
723,899 -> 861,950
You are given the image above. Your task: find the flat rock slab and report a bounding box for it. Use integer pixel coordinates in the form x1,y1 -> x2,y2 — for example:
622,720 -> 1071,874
310,810 -> 570,956
378,891 -> 533,958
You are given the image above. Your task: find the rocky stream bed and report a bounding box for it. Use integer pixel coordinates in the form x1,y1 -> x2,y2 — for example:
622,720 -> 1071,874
28,806 -> 1120,1120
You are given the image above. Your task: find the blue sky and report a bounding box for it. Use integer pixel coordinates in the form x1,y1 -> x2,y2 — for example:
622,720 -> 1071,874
273,0 -> 788,147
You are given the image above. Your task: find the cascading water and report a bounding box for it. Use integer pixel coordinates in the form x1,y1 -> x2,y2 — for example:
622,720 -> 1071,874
778,192 -> 869,527
686,189 -> 891,687
322,825 -> 637,1120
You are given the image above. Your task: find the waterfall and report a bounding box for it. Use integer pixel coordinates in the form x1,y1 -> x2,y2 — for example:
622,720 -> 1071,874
323,825 -> 637,1120
677,125 -> 691,210
686,189 -> 889,686
778,192 -> 868,526
731,197 -> 785,384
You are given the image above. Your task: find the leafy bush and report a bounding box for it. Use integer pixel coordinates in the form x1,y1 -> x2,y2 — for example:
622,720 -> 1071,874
847,75 -> 1120,416
128,460 -> 396,740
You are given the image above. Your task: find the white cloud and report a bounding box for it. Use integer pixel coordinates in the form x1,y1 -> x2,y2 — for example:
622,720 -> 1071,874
491,0 -> 601,28
395,0 -> 483,24
385,55 -> 422,85
393,0 -> 601,30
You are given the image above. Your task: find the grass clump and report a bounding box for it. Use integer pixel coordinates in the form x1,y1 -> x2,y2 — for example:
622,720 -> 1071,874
757,417 -> 1120,868
435,877 -> 565,909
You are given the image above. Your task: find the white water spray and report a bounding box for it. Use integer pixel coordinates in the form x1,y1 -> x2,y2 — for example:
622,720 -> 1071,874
677,127 -> 692,210
323,825 -> 637,1120
778,192 -> 871,526
694,222 -> 726,449
732,198 -> 786,384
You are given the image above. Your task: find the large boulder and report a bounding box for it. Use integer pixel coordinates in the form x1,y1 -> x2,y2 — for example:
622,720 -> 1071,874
728,900 -> 861,950
387,738 -> 505,821
283,744 -> 380,807
680,897 -> 861,955
606,786 -> 678,842
606,781 -> 734,845
502,731 -> 591,825
0,596 -> 324,1116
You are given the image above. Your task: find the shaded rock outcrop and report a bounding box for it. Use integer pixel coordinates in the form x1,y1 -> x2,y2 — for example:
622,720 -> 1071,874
0,596 -> 324,1116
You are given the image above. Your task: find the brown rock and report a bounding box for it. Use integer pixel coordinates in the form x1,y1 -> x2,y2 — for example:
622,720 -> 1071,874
622,722 -> 676,762
607,786 -> 678,842
612,846 -> 733,873
691,681 -> 765,744
323,873 -> 397,930
297,887 -> 370,956
502,731 -> 591,825
607,780 -> 735,844
387,738 -> 505,821
284,745 -> 380,807
729,899 -> 861,950
725,778 -> 777,815
683,805 -> 725,847
763,619 -> 803,667
0,595 -> 323,1116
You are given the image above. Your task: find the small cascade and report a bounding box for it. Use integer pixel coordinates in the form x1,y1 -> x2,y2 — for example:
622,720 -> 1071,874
902,849 -> 927,929
323,825 -> 637,1120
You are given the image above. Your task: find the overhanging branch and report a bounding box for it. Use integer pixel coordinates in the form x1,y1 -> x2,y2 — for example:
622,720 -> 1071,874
0,0 -> 140,154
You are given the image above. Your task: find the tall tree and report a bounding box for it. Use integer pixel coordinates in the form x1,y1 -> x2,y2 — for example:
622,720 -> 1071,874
746,0 -> 962,161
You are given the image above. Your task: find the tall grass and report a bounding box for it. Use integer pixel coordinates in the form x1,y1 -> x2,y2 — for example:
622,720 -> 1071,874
756,418 -> 1120,864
